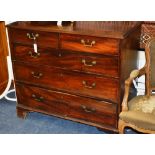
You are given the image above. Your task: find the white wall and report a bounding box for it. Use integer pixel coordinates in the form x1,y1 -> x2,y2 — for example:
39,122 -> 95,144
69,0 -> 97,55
137,51 -> 145,95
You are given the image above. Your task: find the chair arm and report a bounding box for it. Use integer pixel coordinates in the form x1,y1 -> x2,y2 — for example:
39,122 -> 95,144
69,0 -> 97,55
122,67 -> 146,111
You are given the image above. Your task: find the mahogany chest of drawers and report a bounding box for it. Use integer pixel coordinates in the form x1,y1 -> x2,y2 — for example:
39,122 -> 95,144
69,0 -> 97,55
7,21 -> 141,132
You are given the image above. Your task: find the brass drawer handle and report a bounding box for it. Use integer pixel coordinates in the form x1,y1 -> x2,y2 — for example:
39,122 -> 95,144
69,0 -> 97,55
27,33 -> 39,40
82,59 -> 96,67
31,71 -> 43,79
81,39 -> 96,47
81,105 -> 96,113
82,80 -> 96,89
32,94 -> 44,102
29,51 -> 40,58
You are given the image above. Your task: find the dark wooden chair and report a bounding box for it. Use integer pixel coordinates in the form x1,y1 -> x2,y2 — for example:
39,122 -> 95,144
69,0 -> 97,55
118,38 -> 155,134
0,21 -> 8,94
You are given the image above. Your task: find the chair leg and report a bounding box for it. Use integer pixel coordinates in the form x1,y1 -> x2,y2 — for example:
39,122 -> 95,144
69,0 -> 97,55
118,119 -> 125,134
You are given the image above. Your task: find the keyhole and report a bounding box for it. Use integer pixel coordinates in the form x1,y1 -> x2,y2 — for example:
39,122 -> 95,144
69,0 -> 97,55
59,73 -> 63,77
58,53 -> 62,57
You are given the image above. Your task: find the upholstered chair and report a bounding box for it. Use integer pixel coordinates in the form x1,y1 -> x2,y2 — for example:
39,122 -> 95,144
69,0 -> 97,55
118,38 -> 155,134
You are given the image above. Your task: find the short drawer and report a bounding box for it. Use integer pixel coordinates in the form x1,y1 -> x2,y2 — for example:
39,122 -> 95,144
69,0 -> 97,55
13,44 -> 119,77
60,34 -> 120,55
9,29 -> 58,49
16,84 -> 117,128
13,62 -> 119,103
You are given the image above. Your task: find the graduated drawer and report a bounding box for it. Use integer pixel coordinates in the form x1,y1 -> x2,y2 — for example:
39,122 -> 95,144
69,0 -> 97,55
9,28 -> 58,49
13,44 -> 119,77
16,83 -> 117,128
60,34 -> 120,55
13,62 -> 119,103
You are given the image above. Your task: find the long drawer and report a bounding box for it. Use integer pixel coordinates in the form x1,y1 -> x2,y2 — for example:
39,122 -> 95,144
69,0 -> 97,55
16,83 -> 117,128
9,29 -> 58,49
13,62 -> 119,103
12,44 -> 119,77
60,34 -> 120,55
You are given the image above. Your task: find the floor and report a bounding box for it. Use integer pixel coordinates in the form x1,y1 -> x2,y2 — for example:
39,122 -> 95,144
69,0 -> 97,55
0,91 -> 137,134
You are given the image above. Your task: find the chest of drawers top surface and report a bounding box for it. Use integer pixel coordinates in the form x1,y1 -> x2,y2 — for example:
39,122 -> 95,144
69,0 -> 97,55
7,21 -> 141,39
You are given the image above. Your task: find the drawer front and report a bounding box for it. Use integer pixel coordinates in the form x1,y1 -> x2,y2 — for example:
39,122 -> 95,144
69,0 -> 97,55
13,63 -> 119,103
60,34 -> 120,55
13,45 -> 119,77
16,84 -> 117,127
9,29 -> 58,49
